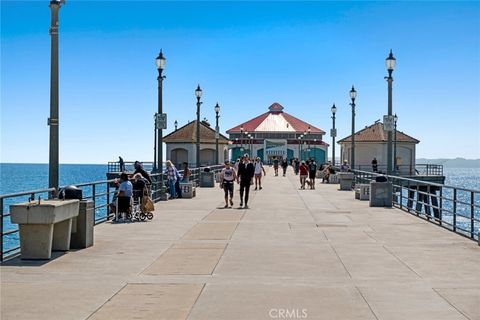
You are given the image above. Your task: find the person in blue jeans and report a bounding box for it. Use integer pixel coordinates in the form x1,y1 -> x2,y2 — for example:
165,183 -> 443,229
165,160 -> 177,199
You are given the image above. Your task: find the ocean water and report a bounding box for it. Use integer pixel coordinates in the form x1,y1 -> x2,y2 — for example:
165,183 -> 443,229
1,163 -> 109,257
1,164 -> 479,256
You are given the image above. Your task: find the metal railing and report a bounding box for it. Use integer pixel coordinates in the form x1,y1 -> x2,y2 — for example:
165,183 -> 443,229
1,165 -> 225,262
353,169 -> 479,241
353,164 -> 443,176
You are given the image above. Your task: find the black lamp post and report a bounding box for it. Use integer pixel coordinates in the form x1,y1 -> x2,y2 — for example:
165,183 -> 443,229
349,86 -> 357,170
385,49 -> 396,175
155,49 -> 166,173
195,85 -> 202,169
48,0 -> 65,193
331,103 -> 337,166
298,136 -> 301,160
214,103 -> 220,164
394,113 -> 398,173
240,125 -> 244,153
307,126 -> 311,159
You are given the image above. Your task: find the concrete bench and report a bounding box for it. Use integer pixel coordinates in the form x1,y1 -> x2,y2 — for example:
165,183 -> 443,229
180,182 -> 196,198
329,174 -> 339,184
10,199 -> 80,259
338,172 -> 354,190
355,184 -> 370,200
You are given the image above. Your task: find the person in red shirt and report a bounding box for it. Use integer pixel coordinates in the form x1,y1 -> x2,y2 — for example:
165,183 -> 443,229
299,161 -> 309,189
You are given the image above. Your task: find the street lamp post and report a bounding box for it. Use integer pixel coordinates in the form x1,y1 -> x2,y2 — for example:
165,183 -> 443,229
195,85 -> 202,169
385,49 -> 396,175
394,114 -> 398,173
155,50 -> 166,174
298,136 -> 301,159
307,126 -> 311,160
214,103 -> 220,164
48,0 -> 65,193
331,103 -> 337,166
153,113 -> 157,172
349,86 -> 357,170
174,120 -> 178,131
240,125 -> 244,154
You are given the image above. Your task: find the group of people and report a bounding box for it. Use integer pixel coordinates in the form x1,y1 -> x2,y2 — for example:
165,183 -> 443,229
297,159 -> 318,189
110,160 -> 153,221
272,157 -> 289,177
221,154 -> 264,208
165,161 -> 191,199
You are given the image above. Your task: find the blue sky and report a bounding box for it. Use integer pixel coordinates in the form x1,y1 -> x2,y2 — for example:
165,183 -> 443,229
1,1 -> 479,164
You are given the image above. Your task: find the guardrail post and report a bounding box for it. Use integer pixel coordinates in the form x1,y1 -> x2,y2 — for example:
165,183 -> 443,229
471,191 -> 475,239
92,185 -> 96,218
0,198 -> 3,262
106,184 -> 111,221
453,189 -> 457,232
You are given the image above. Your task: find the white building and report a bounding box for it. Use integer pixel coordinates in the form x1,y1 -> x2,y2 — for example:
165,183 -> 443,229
337,121 -> 419,174
163,120 -> 229,167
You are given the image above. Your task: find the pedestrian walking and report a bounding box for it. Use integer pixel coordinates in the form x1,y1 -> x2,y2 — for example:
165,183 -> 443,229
299,161 -> 308,189
254,157 -> 266,190
308,160 -> 317,189
219,161 -> 237,208
237,154 -> 255,208
294,158 -> 300,175
281,158 -> 288,177
273,157 -> 279,176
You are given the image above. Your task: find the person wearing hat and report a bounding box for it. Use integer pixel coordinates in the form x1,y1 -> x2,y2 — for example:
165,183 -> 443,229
341,160 -> 350,172
219,160 -> 237,208
237,154 -> 255,208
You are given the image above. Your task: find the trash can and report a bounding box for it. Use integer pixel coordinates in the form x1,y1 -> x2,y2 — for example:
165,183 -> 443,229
59,185 -> 83,200
70,200 -> 94,249
200,169 -> 215,187
369,176 -> 393,207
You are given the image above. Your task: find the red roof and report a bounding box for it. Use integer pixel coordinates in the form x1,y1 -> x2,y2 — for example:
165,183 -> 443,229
226,103 -> 325,134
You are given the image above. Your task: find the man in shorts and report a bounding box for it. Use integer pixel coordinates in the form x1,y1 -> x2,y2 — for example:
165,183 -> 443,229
219,160 -> 237,208
273,157 -> 279,176
254,157 -> 266,190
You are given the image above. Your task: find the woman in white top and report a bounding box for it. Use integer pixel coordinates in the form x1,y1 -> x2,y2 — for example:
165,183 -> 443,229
254,157 -> 266,190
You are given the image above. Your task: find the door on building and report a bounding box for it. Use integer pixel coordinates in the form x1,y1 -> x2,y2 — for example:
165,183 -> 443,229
171,148 -> 188,168
256,148 -> 264,162
200,149 -> 215,166
287,149 -> 294,161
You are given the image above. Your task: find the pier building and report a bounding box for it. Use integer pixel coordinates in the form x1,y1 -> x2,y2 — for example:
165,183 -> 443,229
164,120 -> 229,167
226,102 -> 328,163
338,121 -> 419,174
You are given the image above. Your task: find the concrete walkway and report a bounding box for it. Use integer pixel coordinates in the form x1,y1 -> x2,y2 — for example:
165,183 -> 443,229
1,167 -> 479,320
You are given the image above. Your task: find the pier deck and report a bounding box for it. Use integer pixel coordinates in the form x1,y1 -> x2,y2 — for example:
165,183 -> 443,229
1,168 -> 479,320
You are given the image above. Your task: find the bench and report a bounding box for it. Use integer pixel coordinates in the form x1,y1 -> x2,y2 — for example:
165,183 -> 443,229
180,181 -> 196,198
10,199 -> 80,259
355,184 -> 370,200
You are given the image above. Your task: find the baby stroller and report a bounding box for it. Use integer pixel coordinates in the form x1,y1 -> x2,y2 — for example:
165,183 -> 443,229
132,178 -> 154,221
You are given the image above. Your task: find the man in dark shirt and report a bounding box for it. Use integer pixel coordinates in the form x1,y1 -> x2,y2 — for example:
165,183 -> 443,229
133,161 -> 152,184
237,154 -> 255,208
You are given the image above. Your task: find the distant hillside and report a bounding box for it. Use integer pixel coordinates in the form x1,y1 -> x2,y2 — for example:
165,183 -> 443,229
416,158 -> 480,168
